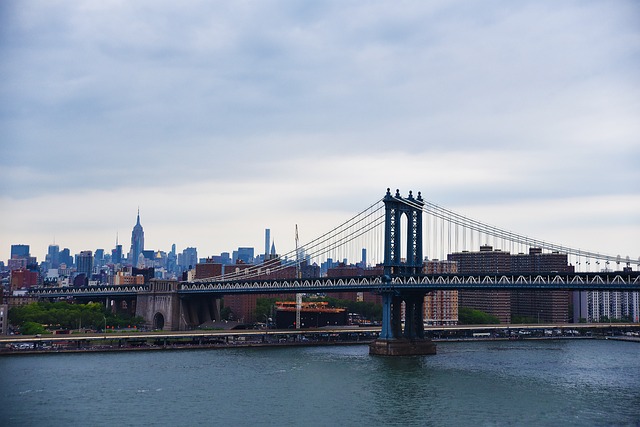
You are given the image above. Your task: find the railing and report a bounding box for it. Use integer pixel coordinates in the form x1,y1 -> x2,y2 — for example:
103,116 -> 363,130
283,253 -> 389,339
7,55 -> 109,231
26,271 -> 640,298
28,284 -> 150,297
180,271 -> 640,293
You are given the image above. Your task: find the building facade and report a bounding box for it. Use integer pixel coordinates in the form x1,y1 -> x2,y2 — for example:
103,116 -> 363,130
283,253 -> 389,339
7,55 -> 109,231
424,260 -> 459,325
129,210 -> 145,266
76,250 -> 93,278
586,290 -> 639,322
510,248 -> 573,323
448,246 -> 512,323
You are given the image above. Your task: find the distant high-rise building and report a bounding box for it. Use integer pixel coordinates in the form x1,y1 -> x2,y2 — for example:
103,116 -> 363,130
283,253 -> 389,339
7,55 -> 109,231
234,247 -> 254,264
359,248 -> 367,269
129,209 -> 145,266
167,244 -> 177,275
112,244 -> 123,265
7,257 -> 27,271
265,229 -> 271,258
59,248 -> 73,267
47,244 -> 60,269
94,249 -> 105,268
10,244 -> 30,259
449,246 -> 574,324
8,244 -> 32,271
425,260 -> 459,325
448,245 -> 512,323
583,267 -> 639,323
77,251 -> 93,278
181,247 -> 198,270
211,252 -> 232,265
510,248 -> 573,323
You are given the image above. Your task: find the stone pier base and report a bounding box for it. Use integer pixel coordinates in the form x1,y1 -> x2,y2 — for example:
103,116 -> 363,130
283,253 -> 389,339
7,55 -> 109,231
369,338 -> 437,356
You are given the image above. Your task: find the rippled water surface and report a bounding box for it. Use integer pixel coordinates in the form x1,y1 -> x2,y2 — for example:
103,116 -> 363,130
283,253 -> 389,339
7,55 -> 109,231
1,339 -> 639,426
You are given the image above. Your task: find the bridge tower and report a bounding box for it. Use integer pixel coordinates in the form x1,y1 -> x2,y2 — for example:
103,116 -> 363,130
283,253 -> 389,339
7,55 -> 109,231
370,189 -> 436,356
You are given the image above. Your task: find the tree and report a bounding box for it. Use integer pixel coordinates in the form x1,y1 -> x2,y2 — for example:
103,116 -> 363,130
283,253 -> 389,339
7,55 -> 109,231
512,315 -> 536,324
20,321 -> 48,335
254,297 -> 279,322
458,307 -> 500,325
9,301 -> 144,331
220,306 -> 232,321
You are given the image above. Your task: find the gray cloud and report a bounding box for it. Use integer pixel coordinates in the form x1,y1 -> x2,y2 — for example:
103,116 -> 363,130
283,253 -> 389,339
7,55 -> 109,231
0,1 -> 638,260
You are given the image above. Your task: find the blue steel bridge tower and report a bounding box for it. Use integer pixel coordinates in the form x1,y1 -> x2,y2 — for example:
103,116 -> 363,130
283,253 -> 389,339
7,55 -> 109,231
370,189 -> 436,356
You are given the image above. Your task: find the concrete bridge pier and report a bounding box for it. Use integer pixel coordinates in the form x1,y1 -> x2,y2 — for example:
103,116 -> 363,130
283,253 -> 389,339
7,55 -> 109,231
135,280 -> 181,331
135,280 -> 222,331
370,290 -> 436,356
179,296 -> 221,329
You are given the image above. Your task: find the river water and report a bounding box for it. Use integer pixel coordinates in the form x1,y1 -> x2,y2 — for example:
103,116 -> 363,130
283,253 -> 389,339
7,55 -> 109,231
1,339 -> 639,426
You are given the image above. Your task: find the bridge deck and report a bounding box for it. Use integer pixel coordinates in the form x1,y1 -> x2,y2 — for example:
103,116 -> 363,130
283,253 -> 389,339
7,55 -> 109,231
28,272 -> 640,298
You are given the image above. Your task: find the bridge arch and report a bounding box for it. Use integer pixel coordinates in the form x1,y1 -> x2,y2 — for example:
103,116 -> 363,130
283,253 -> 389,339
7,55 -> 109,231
153,312 -> 165,330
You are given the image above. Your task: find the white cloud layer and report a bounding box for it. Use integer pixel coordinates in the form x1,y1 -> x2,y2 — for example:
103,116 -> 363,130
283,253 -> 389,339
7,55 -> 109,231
1,1 -> 638,263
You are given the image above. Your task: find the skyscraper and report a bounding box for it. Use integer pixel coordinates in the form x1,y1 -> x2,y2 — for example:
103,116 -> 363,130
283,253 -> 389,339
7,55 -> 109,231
129,209 -> 145,266
265,229 -> 271,258
10,244 -> 30,259
181,247 -> 198,270
94,249 -> 105,268
59,248 -> 73,267
77,250 -> 93,278
47,244 -> 60,269
234,247 -> 254,264
111,234 -> 123,265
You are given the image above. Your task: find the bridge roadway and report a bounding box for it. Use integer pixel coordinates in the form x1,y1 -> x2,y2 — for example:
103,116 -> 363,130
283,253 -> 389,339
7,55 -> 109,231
2,323 -> 638,347
28,271 -> 640,298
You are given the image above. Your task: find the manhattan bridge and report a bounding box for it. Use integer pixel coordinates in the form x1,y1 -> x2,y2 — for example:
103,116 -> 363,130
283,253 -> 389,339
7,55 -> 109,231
32,189 -> 640,355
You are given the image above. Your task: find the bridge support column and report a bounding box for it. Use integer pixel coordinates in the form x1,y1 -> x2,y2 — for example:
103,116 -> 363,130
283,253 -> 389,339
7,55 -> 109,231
379,293 -> 393,340
370,189 -> 436,356
370,291 -> 436,356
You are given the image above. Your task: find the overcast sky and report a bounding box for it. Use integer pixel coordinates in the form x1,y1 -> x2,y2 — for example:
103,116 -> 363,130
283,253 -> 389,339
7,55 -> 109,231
1,1 -> 639,265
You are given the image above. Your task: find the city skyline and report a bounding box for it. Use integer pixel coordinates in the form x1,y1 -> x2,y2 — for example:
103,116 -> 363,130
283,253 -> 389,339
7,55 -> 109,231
1,1 -> 639,263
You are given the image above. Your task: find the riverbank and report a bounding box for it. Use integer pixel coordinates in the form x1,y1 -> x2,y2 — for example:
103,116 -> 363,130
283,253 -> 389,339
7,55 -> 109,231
1,339 -> 372,356
3,322 -> 638,356
0,334 -> 621,357
605,336 -> 640,343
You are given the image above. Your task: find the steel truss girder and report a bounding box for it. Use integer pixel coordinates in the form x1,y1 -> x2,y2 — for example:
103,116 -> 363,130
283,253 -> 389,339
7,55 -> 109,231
28,272 -> 640,298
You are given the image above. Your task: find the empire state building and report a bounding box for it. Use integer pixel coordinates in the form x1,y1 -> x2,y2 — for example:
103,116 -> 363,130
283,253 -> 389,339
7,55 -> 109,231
129,209 -> 145,266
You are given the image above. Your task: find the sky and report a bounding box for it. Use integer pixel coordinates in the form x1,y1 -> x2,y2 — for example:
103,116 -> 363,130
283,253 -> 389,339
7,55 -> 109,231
1,1 -> 639,266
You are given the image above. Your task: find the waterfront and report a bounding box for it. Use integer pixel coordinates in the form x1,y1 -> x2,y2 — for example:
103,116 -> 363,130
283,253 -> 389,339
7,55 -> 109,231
1,339 -> 639,426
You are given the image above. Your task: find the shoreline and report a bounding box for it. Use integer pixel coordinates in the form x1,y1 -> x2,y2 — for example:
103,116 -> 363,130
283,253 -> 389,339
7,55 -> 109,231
0,339 -> 372,356
1,334 -> 630,357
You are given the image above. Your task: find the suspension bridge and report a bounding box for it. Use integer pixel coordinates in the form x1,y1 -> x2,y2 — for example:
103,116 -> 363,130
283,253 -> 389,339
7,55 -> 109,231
30,189 -> 639,355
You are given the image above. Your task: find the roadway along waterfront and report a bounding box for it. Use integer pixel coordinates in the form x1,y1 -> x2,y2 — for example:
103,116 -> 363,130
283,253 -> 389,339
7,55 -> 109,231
1,323 -> 638,355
